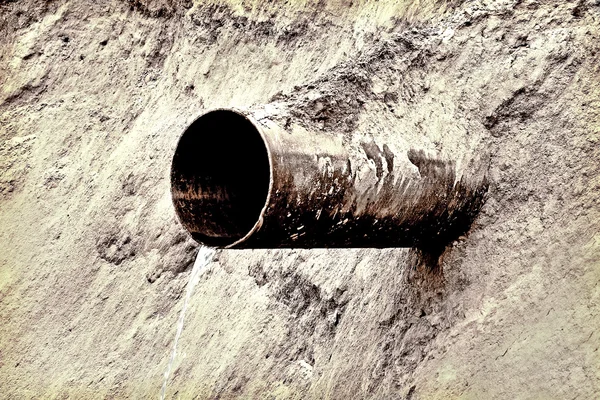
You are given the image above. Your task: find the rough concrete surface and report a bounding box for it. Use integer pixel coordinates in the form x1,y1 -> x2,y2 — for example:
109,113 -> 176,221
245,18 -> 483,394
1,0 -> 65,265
1,0 -> 599,398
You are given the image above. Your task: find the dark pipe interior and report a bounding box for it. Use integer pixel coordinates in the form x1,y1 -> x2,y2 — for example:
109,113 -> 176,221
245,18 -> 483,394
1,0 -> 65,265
171,110 -> 271,247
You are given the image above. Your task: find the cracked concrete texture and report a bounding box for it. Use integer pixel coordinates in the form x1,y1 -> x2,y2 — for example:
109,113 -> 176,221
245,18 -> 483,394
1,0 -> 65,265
0,0 -> 599,398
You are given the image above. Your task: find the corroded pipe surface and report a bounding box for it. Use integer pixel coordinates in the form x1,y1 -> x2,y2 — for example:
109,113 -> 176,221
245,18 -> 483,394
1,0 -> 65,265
171,108 -> 488,249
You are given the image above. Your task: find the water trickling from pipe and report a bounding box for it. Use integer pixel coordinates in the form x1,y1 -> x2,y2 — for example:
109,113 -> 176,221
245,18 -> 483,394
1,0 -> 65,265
160,246 -> 216,400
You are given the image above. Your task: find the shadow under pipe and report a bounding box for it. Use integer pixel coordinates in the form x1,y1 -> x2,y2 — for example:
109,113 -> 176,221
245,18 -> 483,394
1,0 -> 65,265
171,108 -> 488,249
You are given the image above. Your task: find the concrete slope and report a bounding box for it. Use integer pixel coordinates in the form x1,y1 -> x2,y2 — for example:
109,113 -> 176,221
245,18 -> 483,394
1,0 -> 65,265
0,0 -> 599,398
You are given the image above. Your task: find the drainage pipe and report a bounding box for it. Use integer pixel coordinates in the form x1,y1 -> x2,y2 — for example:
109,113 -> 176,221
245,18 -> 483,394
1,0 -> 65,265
171,108 -> 488,249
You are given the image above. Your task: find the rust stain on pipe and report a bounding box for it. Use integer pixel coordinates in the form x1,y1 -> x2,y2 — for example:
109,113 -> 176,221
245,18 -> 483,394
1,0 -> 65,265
171,108 -> 488,249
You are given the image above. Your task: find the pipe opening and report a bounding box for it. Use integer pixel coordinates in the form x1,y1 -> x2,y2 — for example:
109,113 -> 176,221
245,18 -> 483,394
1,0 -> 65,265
171,110 -> 271,247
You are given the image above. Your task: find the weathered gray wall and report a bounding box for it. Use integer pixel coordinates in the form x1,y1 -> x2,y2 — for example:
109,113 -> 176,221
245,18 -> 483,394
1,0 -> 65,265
1,0 -> 599,398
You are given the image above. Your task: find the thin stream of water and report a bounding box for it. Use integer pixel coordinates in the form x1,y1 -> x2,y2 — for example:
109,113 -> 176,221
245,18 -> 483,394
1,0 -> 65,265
160,246 -> 216,400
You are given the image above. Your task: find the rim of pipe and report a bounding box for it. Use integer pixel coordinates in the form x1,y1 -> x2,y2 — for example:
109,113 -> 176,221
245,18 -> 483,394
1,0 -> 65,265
170,108 -> 274,248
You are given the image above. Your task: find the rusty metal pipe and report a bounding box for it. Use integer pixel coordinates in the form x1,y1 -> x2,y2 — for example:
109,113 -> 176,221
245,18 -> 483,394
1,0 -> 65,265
171,108 -> 488,249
